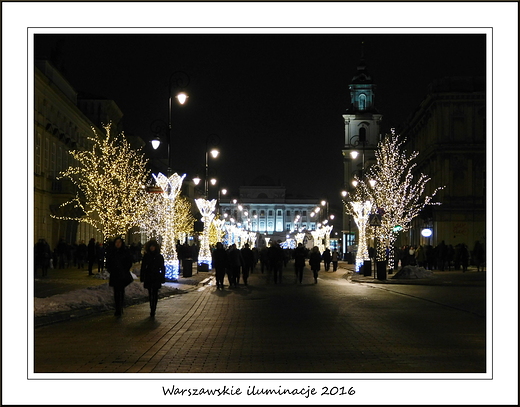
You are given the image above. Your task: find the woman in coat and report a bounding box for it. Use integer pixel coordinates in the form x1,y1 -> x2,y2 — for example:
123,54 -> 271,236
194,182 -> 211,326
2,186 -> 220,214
106,237 -> 134,317
140,240 -> 166,317
309,246 -> 322,284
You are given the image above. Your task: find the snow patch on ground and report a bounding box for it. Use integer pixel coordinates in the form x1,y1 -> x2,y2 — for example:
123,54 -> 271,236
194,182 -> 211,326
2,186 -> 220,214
392,266 -> 434,279
34,280 -> 182,316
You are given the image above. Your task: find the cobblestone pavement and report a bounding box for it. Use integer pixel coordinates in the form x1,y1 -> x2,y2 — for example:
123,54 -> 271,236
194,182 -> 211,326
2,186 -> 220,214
33,263 -> 486,374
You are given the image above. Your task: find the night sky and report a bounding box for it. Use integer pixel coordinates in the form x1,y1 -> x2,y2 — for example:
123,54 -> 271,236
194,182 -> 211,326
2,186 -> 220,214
34,33 -> 486,216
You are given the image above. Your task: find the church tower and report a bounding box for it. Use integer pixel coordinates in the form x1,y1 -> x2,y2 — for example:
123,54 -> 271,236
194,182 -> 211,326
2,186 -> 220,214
342,48 -> 382,255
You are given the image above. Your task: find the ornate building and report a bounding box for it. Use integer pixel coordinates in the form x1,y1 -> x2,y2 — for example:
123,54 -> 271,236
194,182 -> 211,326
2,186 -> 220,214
218,176 -> 323,246
341,55 -> 382,256
34,60 -> 124,247
399,76 -> 486,248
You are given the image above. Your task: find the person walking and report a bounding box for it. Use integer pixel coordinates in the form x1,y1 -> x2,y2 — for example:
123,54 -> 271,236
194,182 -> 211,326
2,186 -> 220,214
106,237 -> 133,317
212,242 -> 228,289
140,240 -> 166,318
259,245 -> 269,273
96,242 -> 105,273
293,243 -> 306,283
34,238 -> 52,277
268,240 -> 285,284
331,249 -> 339,272
87,238 -> 97,275
240,243 -> 254,286
76,240 -> 87,270
227,244 -> 243,288
322,247 -> 332,271
309,246 -> 322,284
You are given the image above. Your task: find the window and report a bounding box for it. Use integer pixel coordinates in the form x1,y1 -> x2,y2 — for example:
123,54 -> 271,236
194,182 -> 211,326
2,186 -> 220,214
286,210 -> 291,216
277,210 -> 282,217
260,210 -> 265,217
268,210 -> 273,216
51,142 -> 56,177
252,210 -> 257,216
35,133 -> 42,174
44,137 -> 49,174
286,223 -> 291,231
359,94 -> 366,110
302,210 -> 306,216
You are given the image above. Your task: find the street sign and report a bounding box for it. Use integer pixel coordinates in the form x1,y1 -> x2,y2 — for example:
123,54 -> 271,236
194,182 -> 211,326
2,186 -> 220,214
369,214 -> 382,226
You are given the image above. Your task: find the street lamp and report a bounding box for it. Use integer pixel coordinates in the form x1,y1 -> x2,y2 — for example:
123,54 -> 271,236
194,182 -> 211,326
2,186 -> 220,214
150,71 -> 190,175
194,134 -> 220,199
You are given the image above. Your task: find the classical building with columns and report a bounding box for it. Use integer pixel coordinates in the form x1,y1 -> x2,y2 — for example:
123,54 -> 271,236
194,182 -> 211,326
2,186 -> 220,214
218,176 -> 324,247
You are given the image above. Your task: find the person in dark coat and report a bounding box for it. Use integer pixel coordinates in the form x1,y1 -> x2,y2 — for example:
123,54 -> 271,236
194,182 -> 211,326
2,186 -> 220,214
227,244 -> 244,288
34,238 -> 52,277
293,243 -> 307,284
322,248 -> 332,271
212,242 -> 228,289
268,240 -> 285,284
106,237 -> 133,317
140,240 -> 166,317
309,246 -> 322,284
240,243 -> 254,286
76,240 -> 87,270
259,246 -> 269,273
96,242 -> 105,273
87,238 -> 97,275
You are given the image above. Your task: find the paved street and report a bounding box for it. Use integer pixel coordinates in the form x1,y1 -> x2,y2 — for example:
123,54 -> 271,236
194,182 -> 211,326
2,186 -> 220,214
33,263 -> 486,374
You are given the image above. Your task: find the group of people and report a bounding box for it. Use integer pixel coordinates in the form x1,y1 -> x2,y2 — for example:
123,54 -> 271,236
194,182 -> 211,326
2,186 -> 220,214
211,241 -> 341,288
390,240 -> 485,272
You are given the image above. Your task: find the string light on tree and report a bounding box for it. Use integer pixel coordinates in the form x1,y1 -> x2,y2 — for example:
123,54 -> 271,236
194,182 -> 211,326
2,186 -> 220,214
365,129 -> 444,269
52,123 -> 150,242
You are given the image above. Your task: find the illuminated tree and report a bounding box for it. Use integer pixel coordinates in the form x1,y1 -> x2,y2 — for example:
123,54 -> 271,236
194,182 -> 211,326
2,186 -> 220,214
52,123 -> 149,242
365,130 -> 444,267
174,194 -> 196,243
209,216 -> 225,247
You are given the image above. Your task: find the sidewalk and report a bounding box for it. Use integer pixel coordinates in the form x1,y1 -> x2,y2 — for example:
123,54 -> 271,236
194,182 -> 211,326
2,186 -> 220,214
33,263 -> 214,327
341,261 -> 486,286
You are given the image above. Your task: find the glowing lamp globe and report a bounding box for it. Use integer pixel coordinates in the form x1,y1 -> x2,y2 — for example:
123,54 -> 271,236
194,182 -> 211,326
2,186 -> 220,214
151,139 -> 161,150
176,92 -> 188,105
421,228 -> 433,237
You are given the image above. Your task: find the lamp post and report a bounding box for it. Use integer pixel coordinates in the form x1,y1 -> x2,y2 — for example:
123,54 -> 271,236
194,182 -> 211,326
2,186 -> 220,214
150,71 -> 190,175
192,134 -> 220,199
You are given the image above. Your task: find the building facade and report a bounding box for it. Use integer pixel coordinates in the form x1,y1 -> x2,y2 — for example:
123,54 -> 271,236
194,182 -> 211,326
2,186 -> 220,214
218,177 -> 323,247
341,56 -> 382,256
399,76 -> 486,249
34,60 -> 123,248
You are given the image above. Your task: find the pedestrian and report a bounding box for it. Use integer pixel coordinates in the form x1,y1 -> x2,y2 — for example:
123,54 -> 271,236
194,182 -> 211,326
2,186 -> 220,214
96,242 -> 105,273
309,246 -> 322,284
415,245 -> 426,268
227,244 -> 243,287
87,238 -> 97,275
473,241 -> 485,272
259,245 -> 269,273
55,238 -> 67,269
76,240 -> 87,270
331,249 -> 339,272
459,243 -> 470,272
140,239 -> 166,318
106,237 -> 133,317
268,240 -> 285,284
240,243 -> 254,285
212,242 -> 228,289
322,247 -> 332,271
293,243 -> 306,283
34,238 -> 52,277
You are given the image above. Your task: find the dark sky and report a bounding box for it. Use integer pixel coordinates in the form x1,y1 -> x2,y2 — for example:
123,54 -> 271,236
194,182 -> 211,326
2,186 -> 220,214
34,33 -> 486,216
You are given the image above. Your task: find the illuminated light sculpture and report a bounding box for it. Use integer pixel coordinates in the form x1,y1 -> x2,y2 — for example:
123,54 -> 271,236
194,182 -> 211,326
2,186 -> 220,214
195,198 -> 217,269
295,232 -> 306,246
323,225 -> 334,250
153,172 -> 186,280
248,232 -> 258,248
348,200 -> 373,272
